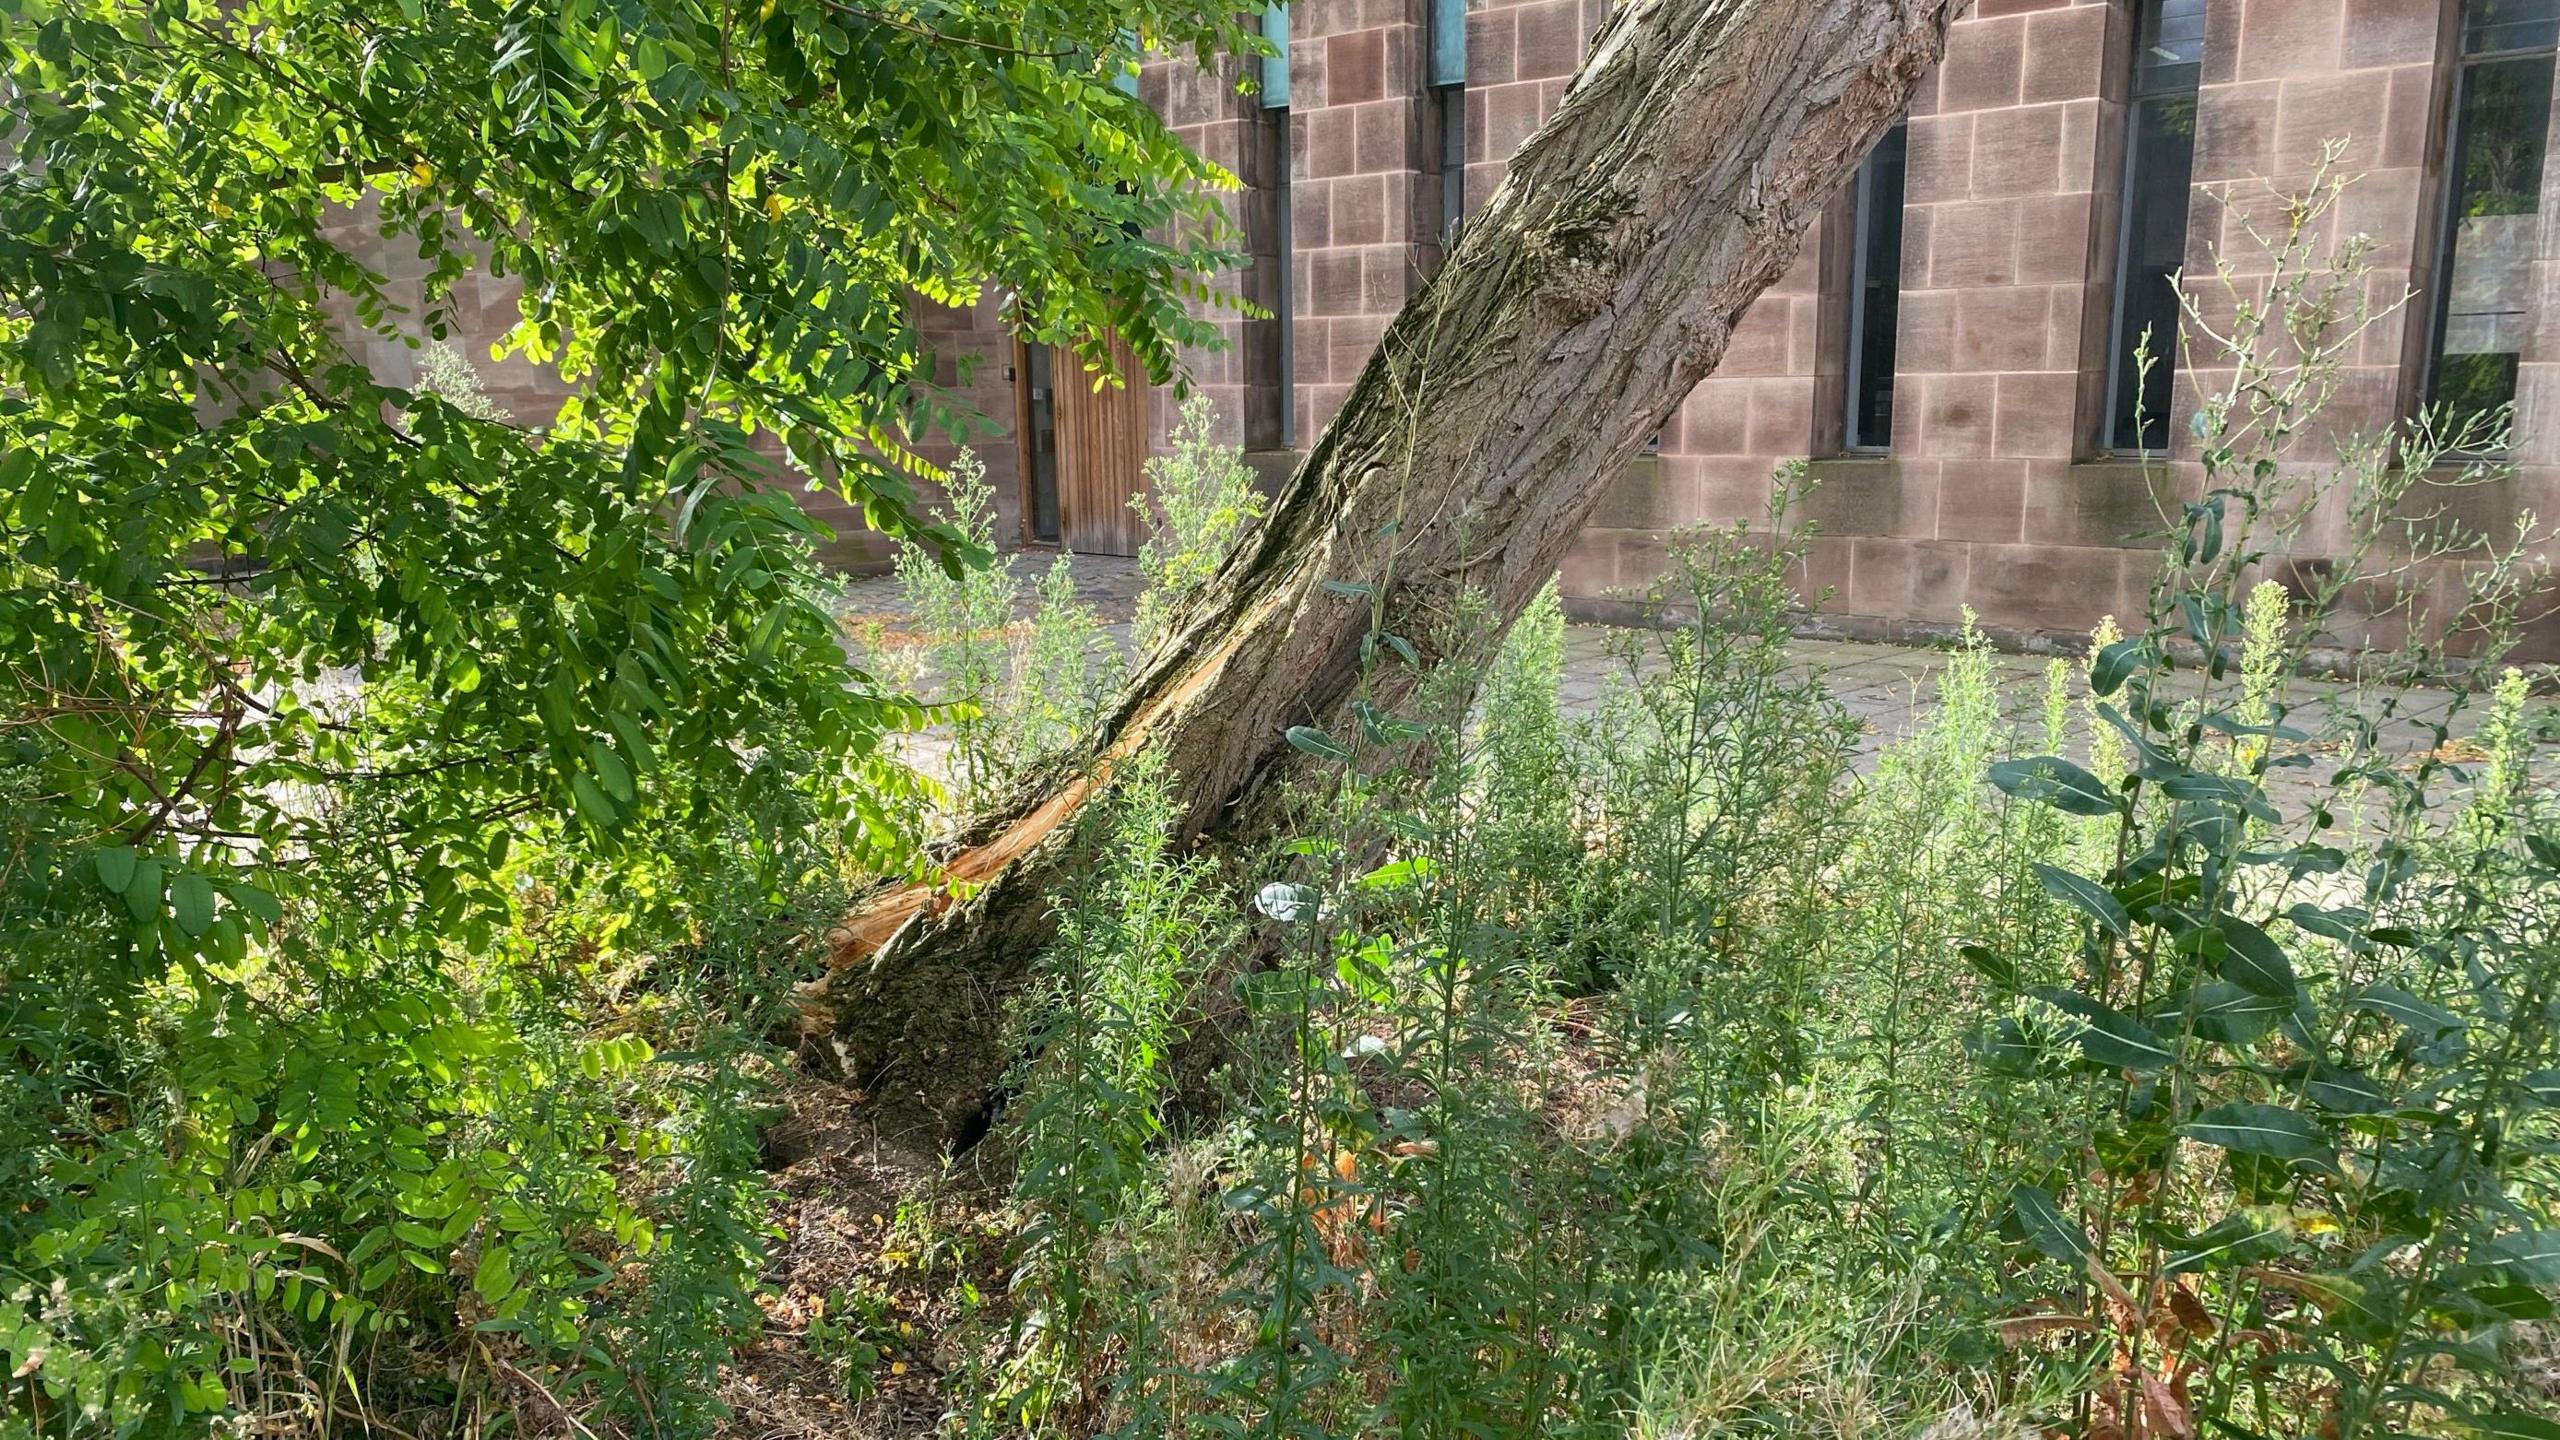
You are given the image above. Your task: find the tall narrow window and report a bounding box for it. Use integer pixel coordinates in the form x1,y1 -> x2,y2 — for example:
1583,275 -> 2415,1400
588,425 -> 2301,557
1843,122 -> 1907,452
1277,116 -> 1296,448
1437,86 -> 1466,243
1258,6 -> 1294,447
2105,0 -> 2205,452
1429,0 -> 1465,245
2424,0 -> 2558,441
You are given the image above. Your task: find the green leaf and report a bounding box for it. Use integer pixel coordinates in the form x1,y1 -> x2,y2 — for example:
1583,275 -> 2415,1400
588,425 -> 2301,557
605,710 -> 657,776
227,881 -> 285,924
2215,916 -> 2296,999
589,740 -> 635,804
2470,1410 -> 2560,1440
1284,725 -> 1351,764
1988,756 -> 2120,817
2181,1102 -> 2335,1169
169,872 -> 217,938
2459,1283 -> 2554,1322
569,773 -> 617,827
2184,981 -> 2286,1045
2344,983 -> 2463,1037
2008,1183 -> 2093,1265
2032,864 -> 2128,938
2089,636 -> 2150,698
2482,1229 -> 2560,1287
2526,833 -> 2560,872
2032,987 -> 2173,1072
93,845 -> 138,894
2157,769 -> 2279,823
1958,942 -> 2018,992
2283,902 -> 2365,944
2280,1061 -> 2390,1115
471,1244 -> 515,1303
2522,1068 -> 2560,1107
2164,1212 -> 2286,1275
121,858 -> 165,923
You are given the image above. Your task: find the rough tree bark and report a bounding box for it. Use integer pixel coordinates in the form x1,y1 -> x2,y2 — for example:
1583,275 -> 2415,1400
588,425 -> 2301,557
807,0 -> 1964,1131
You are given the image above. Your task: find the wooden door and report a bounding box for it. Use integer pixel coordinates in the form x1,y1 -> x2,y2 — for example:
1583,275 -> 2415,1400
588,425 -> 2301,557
1045,334 -> 1149,556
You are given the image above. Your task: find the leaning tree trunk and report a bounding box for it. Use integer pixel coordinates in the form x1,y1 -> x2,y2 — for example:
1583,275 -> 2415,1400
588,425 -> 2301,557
806,0 -> 1963,1131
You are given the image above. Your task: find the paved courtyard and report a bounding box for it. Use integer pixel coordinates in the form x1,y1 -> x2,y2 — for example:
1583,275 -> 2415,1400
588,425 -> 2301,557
840,553 -> 2540,814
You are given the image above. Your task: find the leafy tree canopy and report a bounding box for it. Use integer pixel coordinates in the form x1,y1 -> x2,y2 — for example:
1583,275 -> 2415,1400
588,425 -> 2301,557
0,0 -> 1255,937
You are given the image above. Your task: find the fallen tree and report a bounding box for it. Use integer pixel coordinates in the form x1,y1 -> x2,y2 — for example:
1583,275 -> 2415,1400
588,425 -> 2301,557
809,0 -> 1965,1130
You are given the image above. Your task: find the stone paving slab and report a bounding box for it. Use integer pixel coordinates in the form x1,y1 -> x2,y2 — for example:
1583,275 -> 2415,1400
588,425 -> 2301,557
838,552 -> 2543,816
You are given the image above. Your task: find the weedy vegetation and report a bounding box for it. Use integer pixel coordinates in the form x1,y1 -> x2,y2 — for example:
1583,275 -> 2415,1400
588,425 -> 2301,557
934,169 -> 2560,1440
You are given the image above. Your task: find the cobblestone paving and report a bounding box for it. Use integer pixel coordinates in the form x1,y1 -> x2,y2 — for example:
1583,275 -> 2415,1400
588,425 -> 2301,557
840,552 -> 2539,816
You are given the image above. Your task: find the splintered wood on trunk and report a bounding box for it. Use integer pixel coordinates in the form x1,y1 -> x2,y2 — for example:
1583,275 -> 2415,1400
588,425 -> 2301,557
805,0 -> 1963,1134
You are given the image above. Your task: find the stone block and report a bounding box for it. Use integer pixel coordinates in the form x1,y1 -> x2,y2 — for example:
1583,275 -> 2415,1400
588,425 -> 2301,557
2342,0 -> 2440,70
1330,173 -> 1390,244
1745,377 -> 1818,456
1354,99 -> 1412,174
1484,81 -> 1547,157
1325,28 -> 1386,105
1361,246 -> 1415,313
1994,371 -> 2079,457
2021,4 -> 2109,105
1310,250 -> 1362,316
1587,454 -> 1667,530
1467,8 -> 1517,87
1514,0 -> 1585,81
1798,457 -> 1901,537
1906,114 -> 1976,206
1692,456 -> 1776,523
1678,379 -> 1750,455
1918,373 -> 1999,459
1719,298 -> 1792,376
2023,459 -> 2177,547
2014,193 -> 2097,283
1792,532 -> 1856,605
1895,288 -> 1961,374
1928,199 -> 2021,288
2057,98 -> 2102,192
1953,287 -> 2053,371
1938,15 -> 2027,113
2381,64 -> 2437,171
2193,80 -> 2279,182
1966,541 -> 2127,632
2236,0 -> 2344,83
1324,313 -> 1387,384
2272,73 -> 2390,175
1970,102 -> 2064,198
1848,537 -> 1971,618
1934,458 -> 2028,539
1306,108 -> 1357,179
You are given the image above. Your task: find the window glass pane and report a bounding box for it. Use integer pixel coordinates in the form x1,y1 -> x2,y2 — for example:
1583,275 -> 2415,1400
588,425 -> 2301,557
1847,123 -> 1907,451
2135,0 -> 2208,95
1440,86 -> 1466,243
2430,51 -> 2555,430
2109,91 -> 2197,451
2465,0 -> 2560,55
1261,5 -> 1288,109
1428,0 -> 1465,88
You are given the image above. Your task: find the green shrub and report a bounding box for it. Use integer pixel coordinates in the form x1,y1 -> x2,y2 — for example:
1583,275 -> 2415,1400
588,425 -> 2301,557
1005,553 -> 1125,775
1003,750 -> 1229,1432
1131,395 -> 1268,654
892,449 -> 1023,808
